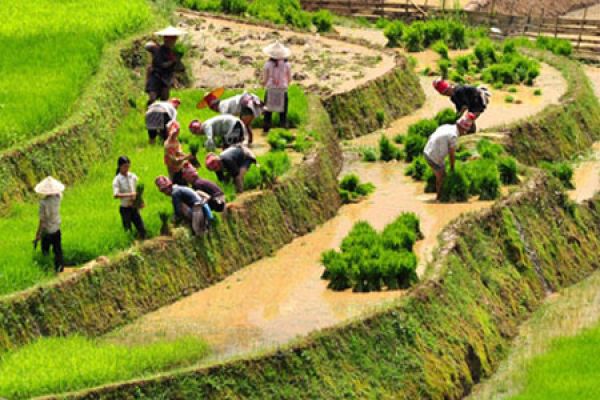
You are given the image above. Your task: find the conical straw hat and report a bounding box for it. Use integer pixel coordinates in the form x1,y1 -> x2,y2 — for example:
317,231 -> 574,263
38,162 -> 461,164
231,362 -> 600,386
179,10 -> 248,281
263,41 -> 292,59
155,26 -> 186,37
34,176 -> 65,195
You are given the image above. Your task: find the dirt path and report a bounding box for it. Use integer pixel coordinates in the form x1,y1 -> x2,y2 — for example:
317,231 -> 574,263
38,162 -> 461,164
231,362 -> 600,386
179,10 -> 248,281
179,12 -> 396,96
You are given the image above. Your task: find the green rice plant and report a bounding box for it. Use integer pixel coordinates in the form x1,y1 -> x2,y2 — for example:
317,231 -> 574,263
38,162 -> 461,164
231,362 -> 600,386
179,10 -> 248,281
408,119 -> 438,138
312,9 -> 333,32
505,95 -> 515,103
379,249 -> 417,290
465,159 -> 501,200
0,0 -> 153,149
534,88 -> 542,96
476,139 -> 504,160
180,0 -> 222,11
376,18 -> 391,29
395,212 -> 423,239
503,40 -> 517,55
423,20 -> 449,47
383,20 -> 405,48
320,249 -> 350,290
159,211 -> 171,236
246,0 -> 311,29
133,183 -> 145,210
360,146 -> 378,162
404,134 -> 427,162
424,168 -> 437,193
448,20 -> 467,49
338,174 -> 375,204
438,59 -> 451,79
456,149 -> 472,161
267,129 -> 294,151
449,70 -> 466,85
244,151 -> 291,190
393,134 -> 405,144
434,108 -> 458,125
376,109 -> 386,127
421,66 -> 432,76
292,130 -> 316,153
474,39 -> 497,68
498,156 -> 519,184
379,135 -> 402,161
403,24 -> 424,52
381,223 -> 416,252
0,335 -> 208,400
220,0 -> 248,14
405,156 -> 428,181
454,55 -> 472,75
508,86 -> 518,93
440,166 -> 471,202
540,161 -> 574,189
536,36 -> 573,56
340,221 -> 379,252
432,41 -> 449,60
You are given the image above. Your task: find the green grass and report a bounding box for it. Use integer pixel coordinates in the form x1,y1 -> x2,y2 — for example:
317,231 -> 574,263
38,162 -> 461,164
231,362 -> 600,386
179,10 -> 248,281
0,86 -> 307,296
0,0 -> 153,150
0,335 -> 208,400
510,323 -> 600,400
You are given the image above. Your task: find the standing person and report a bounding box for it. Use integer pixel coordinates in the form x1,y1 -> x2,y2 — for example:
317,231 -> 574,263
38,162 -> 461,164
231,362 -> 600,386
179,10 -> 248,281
262,41 -> 292,133
424,114 -> 476,201
188,115 -> 247,151
164,121 -> 194,185
113,156 -> 146,239
145,26 -> 185,107
182,162 -> 227,212
34,177 -> 65,273
205,145 -> 257,193
198,88 -> 263,145
155,176 -> 213,236
145,98 -> 180,144
433,79 -> 491,132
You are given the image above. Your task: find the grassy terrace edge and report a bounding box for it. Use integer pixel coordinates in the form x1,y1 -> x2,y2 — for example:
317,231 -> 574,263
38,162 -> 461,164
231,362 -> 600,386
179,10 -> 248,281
0,60 -> 425,353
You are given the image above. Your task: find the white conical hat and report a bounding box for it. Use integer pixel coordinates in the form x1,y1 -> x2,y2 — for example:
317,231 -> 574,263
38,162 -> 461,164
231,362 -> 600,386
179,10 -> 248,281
155,26 -> 186,37
263,41 -> 291,59
35,176 -> 65,195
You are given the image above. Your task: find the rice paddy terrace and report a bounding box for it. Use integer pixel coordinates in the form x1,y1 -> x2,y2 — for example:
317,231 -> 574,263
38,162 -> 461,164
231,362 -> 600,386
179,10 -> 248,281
1,1 -> 600,399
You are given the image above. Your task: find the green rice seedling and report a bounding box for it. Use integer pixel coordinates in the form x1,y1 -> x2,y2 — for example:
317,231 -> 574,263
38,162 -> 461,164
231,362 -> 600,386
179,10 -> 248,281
541,161 -> 574,189
340,221 -> 379,252
321,250 -> 350,290
505,95 -> 515,103
423,20 -> 448,47
405,156 -> 428,181
383,20 -> 405,48
180,0 -> 222,11
465,159 -> 501,200
382,224 -> 417,252
448,20 -> 467,49
0,335 -> 208,400
380,250 -> 417,290
434,108 -> 458,125
449,70 -> 466,85
267,129 -> 292,151
493,81 -> 504,90
424,168 -> 437,193
403,24 -> 424,52
292,130 -> 315,153
220,0 -> 248,14
133,183 -> 145,210
244,151 -> 291,190
338,174 -> 375,204
395,212 -> 423,239
503,40 -> 517,55
159,212 -> 171,236
474,39 -> 497,68
312,9 -> 333,33
534,89 -> 542,96
498,156 -> 519,184
536,36 -> 573,56
404,134 -> 427,162
360,146 -> 378,162
454,55 -> 471,75
408,119 -> 438,138
376,109 -> 386,127
0,0 -> 153,149
508,86 -> 518,93
376,18 -> 390,29
379,135 -> 402,161
189,142 -> 201,167
456,149 -> 472,161
421,66 -> 432,76
393,134 -> 405,144
438,59 -> 451,79
432,41 -> 449,59
440,166 -> 471,202
476,139 -> 504,160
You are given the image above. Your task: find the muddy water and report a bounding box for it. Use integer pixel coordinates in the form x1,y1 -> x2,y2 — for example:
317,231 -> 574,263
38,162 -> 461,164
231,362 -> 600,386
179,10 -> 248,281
570,142 -> 600,202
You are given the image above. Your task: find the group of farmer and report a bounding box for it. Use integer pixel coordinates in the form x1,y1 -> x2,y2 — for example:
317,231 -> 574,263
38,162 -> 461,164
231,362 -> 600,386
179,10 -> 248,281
34,26 -> 294,272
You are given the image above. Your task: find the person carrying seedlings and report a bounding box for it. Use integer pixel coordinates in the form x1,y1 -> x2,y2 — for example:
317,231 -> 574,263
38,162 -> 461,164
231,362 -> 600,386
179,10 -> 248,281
181,162 -> 227,212
188,114 -> 247,151
198,88 -> 263,145
205,145 -> 257,193
155,176 -> 213,236
433,79 -> 490,132
145,26 -> 185,107
164,121 -> 194,185
145,97 -> 180,144
423,113 -> 476,201
34,176 -> 65,273
113,156 -> 146,239
262,41 -> 292,133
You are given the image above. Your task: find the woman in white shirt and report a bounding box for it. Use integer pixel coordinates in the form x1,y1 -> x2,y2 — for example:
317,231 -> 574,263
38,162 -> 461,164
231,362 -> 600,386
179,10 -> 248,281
262,41 -> 292,133
113,156 -> 146,239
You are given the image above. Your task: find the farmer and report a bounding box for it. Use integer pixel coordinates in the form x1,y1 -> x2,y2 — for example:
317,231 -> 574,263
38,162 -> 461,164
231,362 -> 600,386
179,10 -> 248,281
113,156 -> 146,239
164,121 -> 194,185
155,176 -> 213,236
145,26 -> 185,107
34,176 -> 65,273
188,115 -> 247,151
198,88 -> 263,145
262,41 -> 292,133
182,162 -> 227,212
433,79 -> 490,132
145,97 -> 180,144
424,113 -> 476,201
205,145 -> 257,193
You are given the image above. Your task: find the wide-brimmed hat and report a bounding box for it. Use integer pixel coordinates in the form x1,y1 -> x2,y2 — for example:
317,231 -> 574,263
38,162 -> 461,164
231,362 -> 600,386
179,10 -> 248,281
197,88 -> 225,109
263,41 -> 291,60
155,26 -> 186,37
35,176 -> 65,195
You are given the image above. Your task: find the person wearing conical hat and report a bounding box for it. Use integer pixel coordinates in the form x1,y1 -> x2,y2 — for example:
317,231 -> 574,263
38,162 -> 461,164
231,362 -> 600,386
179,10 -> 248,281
262,41 -> 292,133
34,177 -> 65,272
145,26 -> 185,107
198,88 -> 263,145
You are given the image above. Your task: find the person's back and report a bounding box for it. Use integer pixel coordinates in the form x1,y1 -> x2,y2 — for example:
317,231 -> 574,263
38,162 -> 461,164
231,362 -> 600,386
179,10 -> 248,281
204,115 -> 245,149
218,95 -> 243,115
424,124 -> 458,167
40,195 -> 61,234
450,85 -> 485,114
147,101 -> 177,120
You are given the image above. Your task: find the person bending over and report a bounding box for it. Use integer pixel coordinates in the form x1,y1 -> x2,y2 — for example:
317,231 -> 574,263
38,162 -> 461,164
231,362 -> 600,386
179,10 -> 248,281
205,145 -> 257,193
188,115 -> 247,151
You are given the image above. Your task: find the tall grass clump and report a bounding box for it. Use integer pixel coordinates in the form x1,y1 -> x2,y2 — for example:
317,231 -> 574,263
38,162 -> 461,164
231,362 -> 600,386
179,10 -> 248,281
338,174 -> 375,204
0,0 -> 152,149
0,335 -> 208,400
379,135 -> 402,161
321,214 -> 421,292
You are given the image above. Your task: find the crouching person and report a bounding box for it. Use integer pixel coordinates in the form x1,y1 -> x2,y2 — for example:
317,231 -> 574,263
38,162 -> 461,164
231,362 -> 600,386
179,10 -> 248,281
155,176 -> 213,236
424,113 -> 476,201
205,145 -> 257,193
182,162 -> 227,212
34,176 -> 65,273
145,98 -> 180,144
188,115 -> 247,151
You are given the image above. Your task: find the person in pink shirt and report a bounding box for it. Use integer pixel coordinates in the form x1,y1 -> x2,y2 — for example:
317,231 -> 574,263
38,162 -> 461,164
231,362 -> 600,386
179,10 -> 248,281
262,41 -> 292,133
